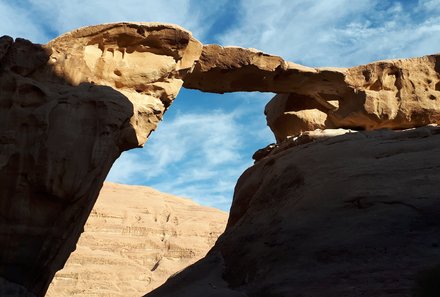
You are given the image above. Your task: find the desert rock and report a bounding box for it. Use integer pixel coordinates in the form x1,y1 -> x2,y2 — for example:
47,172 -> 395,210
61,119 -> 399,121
0,22 -> 201,297
46,182 -> 227,297
2,22 -> 440,297
183,45 -> 440,140
265,55 -> 440,140
147,126 -> 440,297
184,44 -> 347,95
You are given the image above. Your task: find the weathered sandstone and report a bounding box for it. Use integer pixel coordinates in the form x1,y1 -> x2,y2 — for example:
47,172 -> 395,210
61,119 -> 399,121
0,23 -> 201,296
266,56 -> 440,141
2,22 -> 440,297
46,182 -> 227,297
184,45 -> 440,141
148,126 -> 440,297
183,44 -> 347,95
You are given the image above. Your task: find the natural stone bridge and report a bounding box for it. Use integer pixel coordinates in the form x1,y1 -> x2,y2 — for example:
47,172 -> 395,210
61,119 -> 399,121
1,22 -> 439,296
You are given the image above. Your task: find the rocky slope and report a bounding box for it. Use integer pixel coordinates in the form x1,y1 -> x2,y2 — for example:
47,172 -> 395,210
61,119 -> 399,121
46,182 -> 227,297
147,126 -> 440,297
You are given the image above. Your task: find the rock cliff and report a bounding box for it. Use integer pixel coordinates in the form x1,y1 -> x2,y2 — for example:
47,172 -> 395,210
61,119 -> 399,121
148,32 -> 440,297
147,126 -> 440,297
0,23 -> 201,297
46,182 -> 227,297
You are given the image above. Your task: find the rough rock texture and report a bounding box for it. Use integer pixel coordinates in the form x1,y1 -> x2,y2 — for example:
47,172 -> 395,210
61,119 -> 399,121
252,128 -> 358,162
46,182 -> 227,297
184,45 -> 440,141
147,126 -> 440,297
3,22 -> 440,297
0,23 -> 201,297
184,44 -> 346,94
268,56 -> 440,141
266,56 -> 440,141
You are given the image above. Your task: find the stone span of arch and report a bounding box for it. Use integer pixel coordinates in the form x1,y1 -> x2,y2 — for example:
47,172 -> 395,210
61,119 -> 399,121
1,22 -> 439,296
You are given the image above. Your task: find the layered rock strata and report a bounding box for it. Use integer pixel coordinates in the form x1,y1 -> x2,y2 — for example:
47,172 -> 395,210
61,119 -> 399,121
147,126 -> 440,297
0,23 -> 201,297
46,182 -> 227,297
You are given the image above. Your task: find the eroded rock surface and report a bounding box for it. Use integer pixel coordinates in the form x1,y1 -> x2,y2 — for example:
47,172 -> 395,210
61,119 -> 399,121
266,55 -> 440,141
0,23 -> 201,296
184,44 -> 347,94
2,21 -> 440,297
147,126 -> 440,297
46,182 -> 226,297
183,45 -> 440,141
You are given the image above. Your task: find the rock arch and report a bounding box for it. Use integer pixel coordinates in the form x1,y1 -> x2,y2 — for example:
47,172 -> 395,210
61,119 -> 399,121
1,22 -> 440,296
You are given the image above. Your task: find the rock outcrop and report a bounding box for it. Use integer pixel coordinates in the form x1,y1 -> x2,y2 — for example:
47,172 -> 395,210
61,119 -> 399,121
184,45 -> 440,141
266,56 -> 440,141
0,23 -> 201,297
147,126 -> 440,297
46,182 -> 227,297
148,33 -> 440,297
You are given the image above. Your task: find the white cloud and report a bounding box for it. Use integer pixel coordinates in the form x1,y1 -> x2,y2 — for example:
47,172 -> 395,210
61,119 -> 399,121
0,0 -> 226,43
107,108 -> 254,210
4,0 -> 439,211
219,0 -> 440,67
0,2 -> 50,42
418,0 -> 440,12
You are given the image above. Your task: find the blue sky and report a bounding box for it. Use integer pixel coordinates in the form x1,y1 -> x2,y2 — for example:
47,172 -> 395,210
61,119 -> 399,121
1,0 -> 440,210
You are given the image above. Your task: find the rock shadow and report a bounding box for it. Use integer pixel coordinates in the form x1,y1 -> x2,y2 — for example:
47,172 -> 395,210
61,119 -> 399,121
0,36 -> 138,297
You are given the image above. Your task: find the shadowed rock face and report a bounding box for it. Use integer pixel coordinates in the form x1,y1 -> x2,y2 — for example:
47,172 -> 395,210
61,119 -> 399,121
147,126 -> 440,297
0,23 -> 201,297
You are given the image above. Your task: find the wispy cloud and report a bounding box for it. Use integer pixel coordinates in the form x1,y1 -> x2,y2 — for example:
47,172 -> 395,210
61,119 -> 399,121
0,1 -> 50,42
107,98 -> 270,210
3,0 -> 439,211
218,0 -> 440,67
0,0 -> 225,43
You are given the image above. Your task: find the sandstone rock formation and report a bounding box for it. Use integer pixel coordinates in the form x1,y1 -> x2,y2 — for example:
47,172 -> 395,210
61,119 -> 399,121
266,56 -> 440,141
184,45 -> 440,141
2,21 -> 440,297
147,126 -> 440,297
0,23 -> 201,297
46,182 -> 227,297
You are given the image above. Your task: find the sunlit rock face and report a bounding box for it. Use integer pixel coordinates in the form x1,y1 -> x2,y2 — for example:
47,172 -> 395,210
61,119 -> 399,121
46,182 -> 227,297
265,55 -> 440,141
184,45 -> 440,142
0,23 -> 201,297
